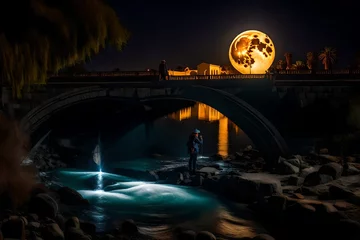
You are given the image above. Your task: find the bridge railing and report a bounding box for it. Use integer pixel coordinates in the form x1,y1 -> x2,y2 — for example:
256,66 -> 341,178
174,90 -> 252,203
169,74 -> 266,80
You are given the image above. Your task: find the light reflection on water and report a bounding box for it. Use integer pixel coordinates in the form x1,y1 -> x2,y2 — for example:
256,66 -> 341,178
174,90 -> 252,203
51,169 -> 265,239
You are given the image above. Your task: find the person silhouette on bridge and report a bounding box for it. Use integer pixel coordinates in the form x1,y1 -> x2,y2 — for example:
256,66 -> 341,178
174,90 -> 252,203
158,60 -> 169,81
186,129 -> 203,174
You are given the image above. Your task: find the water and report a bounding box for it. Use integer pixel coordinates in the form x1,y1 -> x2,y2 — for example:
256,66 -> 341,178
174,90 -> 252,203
50,167 -> 266,239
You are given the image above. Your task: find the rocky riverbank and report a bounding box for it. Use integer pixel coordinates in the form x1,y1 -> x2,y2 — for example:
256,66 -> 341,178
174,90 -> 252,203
6,145 -> 360,239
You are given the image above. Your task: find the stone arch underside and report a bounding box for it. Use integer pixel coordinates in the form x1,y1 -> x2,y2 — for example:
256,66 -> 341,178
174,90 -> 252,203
21,86 -> 290,164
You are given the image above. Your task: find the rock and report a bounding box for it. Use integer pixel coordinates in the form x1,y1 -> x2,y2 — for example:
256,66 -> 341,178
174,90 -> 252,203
286,157 -> 310,169
303,172 -> 333,186
318,162 -> 343,180
344,164 -> 360,175
319,148 -> 329,154
300,166 -> 319,178
292,193 -> 305,199
288,176 -> 304,186
189,175 -> 204,186
57,187 -> 89,205
277,160 -> 299,174
121,219 -> 138,235
177,230 -> 196,240
28,193 -> 58,218
328,184 -> 355,199
334,201 -> 349,210
42,223 -> 64,240
198,167 -> 220,175
103,234 -> 116,239
31,183 -> 49,197
335,219 -> 360,239
65,217 -> 80,229
55,214 -> 66,230
195,231 -> 216,240
80,221 -> 96,235
65,227 -> 91,240
28,213 -> 39,222
203,173 -> 282,203
253,234 -> 275,240
1,218 -> 26,240
28,222 -> 41,229
318,154 -> 341,163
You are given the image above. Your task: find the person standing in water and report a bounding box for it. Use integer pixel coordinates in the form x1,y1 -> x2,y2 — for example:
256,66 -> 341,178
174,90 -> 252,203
186,129 -> 203,173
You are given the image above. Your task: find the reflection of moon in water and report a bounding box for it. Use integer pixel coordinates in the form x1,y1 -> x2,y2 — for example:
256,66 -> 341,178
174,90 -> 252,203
229,30 -> 275,74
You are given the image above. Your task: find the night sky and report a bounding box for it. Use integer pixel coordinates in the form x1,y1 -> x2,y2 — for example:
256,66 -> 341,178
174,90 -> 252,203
86,0 -> 357,71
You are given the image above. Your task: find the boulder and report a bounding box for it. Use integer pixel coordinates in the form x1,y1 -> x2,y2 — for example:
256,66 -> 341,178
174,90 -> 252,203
65,217 -> 80,229
288,176 -> 304,186
318,163 -> 343,180
42,223 -> 64,240
28,193 -> 58,218
253,234 -> 275,240
303,172 -> 333,186
121,219 -> 138,235
203,173 -> 282,203
57,187 -> 89,205
328,184 -> 355,199
195,231 -> 216,240
198,167 -> 220,175
277,160 -> 299,174
65,227 -> 91,240
1,218 -> 25,240
80,221 -> 96,236
177,230 -> 196,240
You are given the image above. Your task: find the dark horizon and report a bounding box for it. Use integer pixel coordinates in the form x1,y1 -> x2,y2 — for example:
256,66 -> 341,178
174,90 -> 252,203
86,0 -> 358,71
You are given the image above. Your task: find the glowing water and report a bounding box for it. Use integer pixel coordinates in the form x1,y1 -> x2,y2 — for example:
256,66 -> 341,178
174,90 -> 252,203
51,169 -> 265,239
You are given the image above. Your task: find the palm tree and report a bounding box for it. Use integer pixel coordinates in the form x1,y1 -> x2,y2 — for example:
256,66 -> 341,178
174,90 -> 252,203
319,47 -> 336,70
306,52 -> 315,70
295,61 -> 306,70
284,53 -> 293,70
0,0 -> 130,97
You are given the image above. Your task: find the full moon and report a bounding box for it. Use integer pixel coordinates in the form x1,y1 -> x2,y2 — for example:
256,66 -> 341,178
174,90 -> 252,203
229,30 -> 275,74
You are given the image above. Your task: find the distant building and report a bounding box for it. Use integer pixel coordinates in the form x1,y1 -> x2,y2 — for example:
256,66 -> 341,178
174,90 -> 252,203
168,67 -> 197,76
168,62 -> 232,76
197,62 -> 222,75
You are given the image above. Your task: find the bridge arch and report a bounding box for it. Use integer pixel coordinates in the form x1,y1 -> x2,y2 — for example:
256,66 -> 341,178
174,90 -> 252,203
21,85 -> 290,165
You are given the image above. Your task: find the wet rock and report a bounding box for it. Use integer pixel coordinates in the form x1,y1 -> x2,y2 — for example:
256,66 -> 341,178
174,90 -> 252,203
198,167 -> 220,175
177,230 -> 196,240
28,221 -> 41,229
80,221 -> 96,235
344,164 -> 360,176
55,214 -> 66,230
303,172 -> 333,186
318,162 -> 343,180
335,219 -> 360,239
42,223 -> 64,240
103,234 -> 116,239
277,160 -> 299,174
203,173 -> 282,203
288,176 -> 304,186
121,219 -> 138,235
57,187 -> 89,205
65,217 -> 80,229
253,234 -> 275,240
195,231 -> 216,240
29,193 -> 58,218
329,184 -> 355,199
1,218 -> 26,239
65,227 -> 91,240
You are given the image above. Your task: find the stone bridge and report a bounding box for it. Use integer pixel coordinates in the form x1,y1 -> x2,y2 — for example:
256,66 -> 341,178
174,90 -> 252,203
5,71 -> 360,166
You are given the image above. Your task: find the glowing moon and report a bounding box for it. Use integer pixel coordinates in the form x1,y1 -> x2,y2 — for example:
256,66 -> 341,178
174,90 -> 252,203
229,30 -> 275,74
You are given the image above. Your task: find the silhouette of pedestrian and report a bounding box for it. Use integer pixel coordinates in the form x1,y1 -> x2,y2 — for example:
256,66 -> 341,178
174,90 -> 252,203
158,60 -> 169,81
